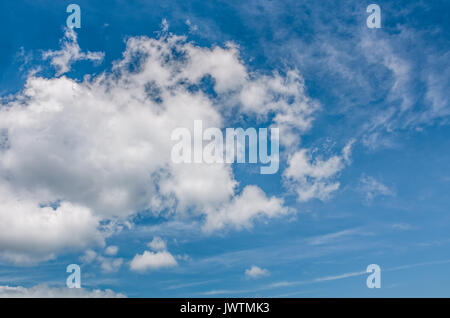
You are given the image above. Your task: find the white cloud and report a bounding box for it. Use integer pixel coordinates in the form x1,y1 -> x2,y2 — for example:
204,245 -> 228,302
130,235 -> 181,272
0,284 -> 125,298
43,28 -> 104,76
313,270 -> 366,282
358,28 -> 450,144
424,67 -> 450,120
159,163 -> 237,211
306,229 -> 361,246
80,249 -> 97,264
0,26 -> 317,263
0,183 -> 103,264
203,185 -> 288,232
359,175 -> 394,202
239,70 -> 319,147
80,248 -> 122,272
147,237 -> 167,251
361,35 -> 414,112
104,246 -> 119,256
245,265 -> 270,279
130,250 -> 178,272
284,140 -> 354,201
99,256 -> 123,273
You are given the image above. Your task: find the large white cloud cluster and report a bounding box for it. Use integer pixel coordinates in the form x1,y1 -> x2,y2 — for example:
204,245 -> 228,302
0,27 -> 342,263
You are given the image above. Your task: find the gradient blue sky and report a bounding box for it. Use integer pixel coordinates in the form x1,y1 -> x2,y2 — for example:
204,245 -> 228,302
0,0 -> 449,297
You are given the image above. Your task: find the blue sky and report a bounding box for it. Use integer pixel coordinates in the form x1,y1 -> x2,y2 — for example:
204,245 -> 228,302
0,0 -> 449,297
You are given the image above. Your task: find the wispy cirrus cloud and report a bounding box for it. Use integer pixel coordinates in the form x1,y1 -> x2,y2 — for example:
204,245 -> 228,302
43,28 -> 104,75
359,174 -> 395,202
0,284 -> 125,298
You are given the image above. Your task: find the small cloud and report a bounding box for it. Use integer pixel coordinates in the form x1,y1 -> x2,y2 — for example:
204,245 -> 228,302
130,250 -> 177,272
160,19 -> 169,33
99,257 -> 123,273
176,254 -> 191,261
147,236 -> 167,251
80,248 -> 122,272
359,175 -> 395,202
245,265 -> 270,279
42,27 -> 104,75
186,19 -> 198,33
392,223 -> 413,231
80,250 -> 97,264
130,236 -> 180,272
284,140 -> 355,202
105,245 -> 119,256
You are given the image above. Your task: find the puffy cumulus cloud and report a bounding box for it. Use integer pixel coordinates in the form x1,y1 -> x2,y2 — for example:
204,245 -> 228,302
158,163 -> 237,212
130,236 -> 180,272
80,249 -> 98,264
0,284 -> 125,298
98,256 -> 123,273
130,250 -> 178,272
147,236 -> 167,251
0,25 -> 320,263
43,28 -> 104,76
245,265 -> 270,279
284,141 -> 354,201
0,72 -> 207,219
183,42 -> 248,93
79,247 -> 123,273
0,182 -> 103,264
104,245 -> 119,256
239,70 -> 320,147
203,185 -> 288,232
